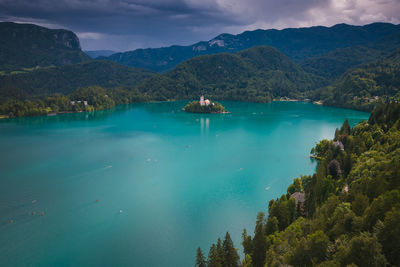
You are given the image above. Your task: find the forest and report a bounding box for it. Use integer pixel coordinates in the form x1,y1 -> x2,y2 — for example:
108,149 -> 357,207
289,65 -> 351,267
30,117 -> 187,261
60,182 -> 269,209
0,86 -> 150,118
314,49 -> 400,111
196,103 -> 400,267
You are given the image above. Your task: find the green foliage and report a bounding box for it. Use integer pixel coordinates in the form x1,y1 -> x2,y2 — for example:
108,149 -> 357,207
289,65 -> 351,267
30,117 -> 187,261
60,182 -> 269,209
328,159 -> 342,179
0,86 -> 144,117
265,216 -> 279,236
200,233 -> 239,267
363,190 -> 400,230
222,232 -> 240,267
252,212 -> 267,267
376,209 -> 400,265
300,32 -> 400,81
287,178 -> 302,195
183,101 -> 227,113
314,50 -> 400,111
0,22 -> 90,71
343,232 -> 388,267
200,103 -> 400,266
207,244 -> 223,267
269,195 -> 297,230
137,46 -> 326,102
0,61 -> 154,102
351,193 -> 369,216
241,229 -> 253,256
289,230 -> 330,266
105,22 -> 400,72
196,247 -> 207,267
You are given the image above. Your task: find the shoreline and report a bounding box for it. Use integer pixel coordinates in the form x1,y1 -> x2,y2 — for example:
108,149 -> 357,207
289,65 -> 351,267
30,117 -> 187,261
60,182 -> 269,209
0,99 -> 369,120
183,110 -> 231,114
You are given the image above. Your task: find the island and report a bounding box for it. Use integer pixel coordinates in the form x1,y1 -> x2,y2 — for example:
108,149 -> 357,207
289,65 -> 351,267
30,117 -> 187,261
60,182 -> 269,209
183,96 -> 228,113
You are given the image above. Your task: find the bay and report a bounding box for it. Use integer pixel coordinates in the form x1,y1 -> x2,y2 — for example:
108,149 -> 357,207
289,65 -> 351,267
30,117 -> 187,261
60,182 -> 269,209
0,101 -> 368,266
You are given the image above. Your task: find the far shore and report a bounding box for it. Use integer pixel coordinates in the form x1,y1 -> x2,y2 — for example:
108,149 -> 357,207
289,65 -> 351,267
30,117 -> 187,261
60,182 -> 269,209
1,99 -> 366,120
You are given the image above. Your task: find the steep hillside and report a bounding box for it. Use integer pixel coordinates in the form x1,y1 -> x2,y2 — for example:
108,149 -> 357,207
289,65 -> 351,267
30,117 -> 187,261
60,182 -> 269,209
0,22 -> 90,70
314,49 -> 400,111
198,103 -> 400,267
136,46 -> 326,101
104,23 -> 400,72
0,61 -> 154,100
301,32 -> 400,81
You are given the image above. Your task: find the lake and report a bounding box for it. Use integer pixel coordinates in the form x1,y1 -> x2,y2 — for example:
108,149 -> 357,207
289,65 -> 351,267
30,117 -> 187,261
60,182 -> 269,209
0,101 -> 369,266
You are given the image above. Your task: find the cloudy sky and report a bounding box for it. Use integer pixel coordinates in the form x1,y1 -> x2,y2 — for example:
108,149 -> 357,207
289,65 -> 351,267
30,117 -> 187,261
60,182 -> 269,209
1,0 -> 400,51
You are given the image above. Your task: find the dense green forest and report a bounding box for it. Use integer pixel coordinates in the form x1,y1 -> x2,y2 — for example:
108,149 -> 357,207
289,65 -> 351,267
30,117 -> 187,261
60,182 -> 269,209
103,22 -> 400,72
0,86 -> 151,118
0,22 -> 155,117
0,22 -> 90,71
1,22 -> 400,119
313,49 -> 400,111
0,60 -> 153,100
196,103 -> 400,266
3,43 -> 400,117
300,32 -> 400,81
136,46 -> 326,102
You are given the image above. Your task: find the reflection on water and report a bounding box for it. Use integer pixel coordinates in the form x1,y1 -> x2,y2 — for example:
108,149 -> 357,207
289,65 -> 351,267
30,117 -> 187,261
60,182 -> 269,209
0,104 -> 140,126
200,117 -> 210,134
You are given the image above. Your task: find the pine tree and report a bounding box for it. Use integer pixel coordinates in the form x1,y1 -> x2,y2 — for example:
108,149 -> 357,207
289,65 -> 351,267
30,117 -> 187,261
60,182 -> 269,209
196,247 -> 207,267
334,128 -> 340,140
241,228 -> 253,256
216,238 -> 225,266
252,212 -> 267,267
207,243 -> 222,267
340,119 -> 351,135
223,232 -> 240,267
265,216 -> 279,235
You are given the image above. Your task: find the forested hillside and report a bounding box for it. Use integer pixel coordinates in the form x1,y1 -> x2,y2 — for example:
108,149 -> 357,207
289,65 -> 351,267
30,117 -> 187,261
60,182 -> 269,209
104,23 -> 400,72
0,60 -> 153,100
0,22 -> 90,71
314,49 -> 400,111
196,103 -> 400,267
1,22 -> 400,118
300,32 -> 400,81
136,46 -> 326,102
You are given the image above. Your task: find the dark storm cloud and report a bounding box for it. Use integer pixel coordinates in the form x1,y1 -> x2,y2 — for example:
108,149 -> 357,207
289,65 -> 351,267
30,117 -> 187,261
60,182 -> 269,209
1,0 -> 399,51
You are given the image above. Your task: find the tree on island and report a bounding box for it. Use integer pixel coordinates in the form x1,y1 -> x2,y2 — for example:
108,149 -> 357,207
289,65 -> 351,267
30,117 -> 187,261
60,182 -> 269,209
184,96 -> 227,113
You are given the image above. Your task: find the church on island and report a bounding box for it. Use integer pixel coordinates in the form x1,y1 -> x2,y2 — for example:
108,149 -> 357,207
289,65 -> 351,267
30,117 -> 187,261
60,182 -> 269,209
183,95 -> 227,113
199,95 -> 211,106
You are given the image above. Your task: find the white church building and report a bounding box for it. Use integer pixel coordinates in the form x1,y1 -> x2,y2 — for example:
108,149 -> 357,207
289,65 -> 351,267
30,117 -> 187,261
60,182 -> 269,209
199,95 -> 210,106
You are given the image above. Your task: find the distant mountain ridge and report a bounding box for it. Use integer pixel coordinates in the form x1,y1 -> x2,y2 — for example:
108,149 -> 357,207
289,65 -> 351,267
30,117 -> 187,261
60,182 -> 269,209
0,22 -> 90,71
1,21 -> 400,115
102,22 -> 400,72
85,50 -> 116,58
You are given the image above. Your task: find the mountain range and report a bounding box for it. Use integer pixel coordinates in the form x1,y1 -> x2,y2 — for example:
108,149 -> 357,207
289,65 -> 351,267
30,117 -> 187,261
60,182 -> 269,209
85,50 -> 117,59
1,21 -> 400,115
101,23 -> 400,72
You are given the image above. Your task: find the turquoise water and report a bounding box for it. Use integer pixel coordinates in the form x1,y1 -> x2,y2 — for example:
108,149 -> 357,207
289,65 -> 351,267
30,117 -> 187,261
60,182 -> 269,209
0,101 -> 368,266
